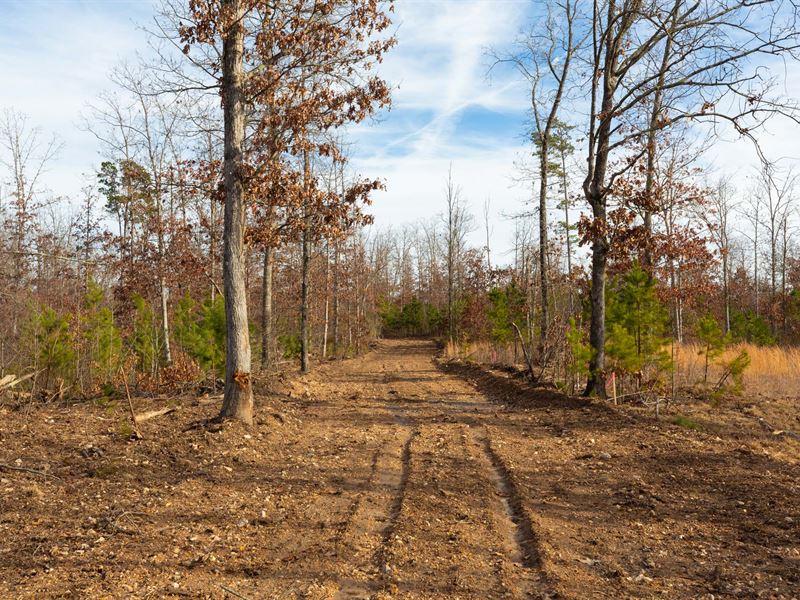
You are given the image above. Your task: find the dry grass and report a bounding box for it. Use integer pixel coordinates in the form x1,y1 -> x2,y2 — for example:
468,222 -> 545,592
675,342 -> 800,398
445,339 -> 520,366
447,339 -> 800,399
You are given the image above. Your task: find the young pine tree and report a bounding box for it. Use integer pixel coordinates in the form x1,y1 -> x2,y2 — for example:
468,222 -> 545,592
695,315 -> 729,384
33,306 -> 75,392
605,265 -> 671,391
82,279 -> 122,388
174,293 -> 226,377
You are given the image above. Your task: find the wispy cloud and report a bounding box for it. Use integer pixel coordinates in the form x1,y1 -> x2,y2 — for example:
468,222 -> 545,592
11,1 -> 794,262
1,1 -> 154,196
349,1 -> 535,253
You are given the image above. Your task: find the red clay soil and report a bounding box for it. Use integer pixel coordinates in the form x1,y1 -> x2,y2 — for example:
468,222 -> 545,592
1,339 -> 798,599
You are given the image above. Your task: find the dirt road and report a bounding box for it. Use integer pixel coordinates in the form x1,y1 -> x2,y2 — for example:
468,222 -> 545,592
1,339 -> 798,599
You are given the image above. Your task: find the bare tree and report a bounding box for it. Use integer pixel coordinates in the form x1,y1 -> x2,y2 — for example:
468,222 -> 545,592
483,197 -> 493,272
580,0 -> 800,396
300,150 -> 312,373
699,177 -> 738,334
740,190 -> 762,317
494,0 -> 581,358
443,166 -> 473,343
87,65 -> 182,366
218,0 -> 254,423
755,163 -> 797,334
0,109 -> 61,285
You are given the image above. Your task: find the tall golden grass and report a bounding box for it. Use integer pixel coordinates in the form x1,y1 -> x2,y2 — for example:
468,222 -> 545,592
675,342 -> 800,397
445,339 -> 520,366
446,339 -> 800,398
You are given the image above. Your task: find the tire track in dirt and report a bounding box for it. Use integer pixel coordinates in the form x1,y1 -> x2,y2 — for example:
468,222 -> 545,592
469,426 -> 553,599
334,439 -> 388,549
374,425 -> 417,590
465,418 -> 553,600
324,341 -> 552,598
473,428 -> 541,569
334,414 -> 417,600
455,428 -> 513,596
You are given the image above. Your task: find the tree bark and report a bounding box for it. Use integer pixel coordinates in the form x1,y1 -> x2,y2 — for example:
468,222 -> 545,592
538,142 -> 550,358
321,244 -> 330,359
561,150 -> 574,314
209,132 -> 218,304
332,243 -> 339,357
300,150 -> 311,373
219,0 -> 253,424
585,214 -> 608,397
582,0 -> 618,398
260,246 -> 273,370
159,276 -> 171,364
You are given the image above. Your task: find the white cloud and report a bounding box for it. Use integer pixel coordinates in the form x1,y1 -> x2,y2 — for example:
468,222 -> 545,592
349,0 -> 535,258
5,0 -> 796,266
1,1 -> 154,200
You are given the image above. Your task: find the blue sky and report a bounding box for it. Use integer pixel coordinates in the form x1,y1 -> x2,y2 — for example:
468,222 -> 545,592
0,0 -> 541,261
1,0 -> 797,263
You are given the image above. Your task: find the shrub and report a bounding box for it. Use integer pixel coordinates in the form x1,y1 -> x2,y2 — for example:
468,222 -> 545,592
605,265 -> 671,389
695,315 -> 728,384
131,293 -> 159,376
82,279 -> 122,384
713,349 -> 751,399
278,334 -> 302,359
566,317 -> 593,379
672,415 -> 701,430
173,293 -> 226,375
730,310 -> 774,345
33,306 -> 75,390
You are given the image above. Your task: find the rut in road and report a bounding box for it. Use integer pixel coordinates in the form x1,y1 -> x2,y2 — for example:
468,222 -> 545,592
305,339 -> 551,599
472,427 -> 542,570
374,426 -> 417,582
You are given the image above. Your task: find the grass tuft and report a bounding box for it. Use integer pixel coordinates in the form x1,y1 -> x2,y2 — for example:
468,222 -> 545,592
672,415 -> 702,430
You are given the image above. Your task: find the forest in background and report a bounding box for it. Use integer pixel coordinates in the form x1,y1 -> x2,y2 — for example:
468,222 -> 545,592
2,0 -> 800,418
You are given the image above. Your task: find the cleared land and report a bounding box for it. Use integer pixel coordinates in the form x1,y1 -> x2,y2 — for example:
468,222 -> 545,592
1,339 -> 798,599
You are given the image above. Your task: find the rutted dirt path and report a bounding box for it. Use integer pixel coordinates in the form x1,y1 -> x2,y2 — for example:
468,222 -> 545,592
2,338 -> 798,599
308,340 -> 550,599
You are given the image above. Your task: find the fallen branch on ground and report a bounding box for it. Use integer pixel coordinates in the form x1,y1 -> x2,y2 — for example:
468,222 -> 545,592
0,463 -> 61,480
134,406 -> 178,423
219,584 -> 252,600
0,371 -> 40,391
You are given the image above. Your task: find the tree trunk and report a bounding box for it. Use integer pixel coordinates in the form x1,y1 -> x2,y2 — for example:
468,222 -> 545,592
770,223 -> 777,335
354,242 -> 362,355
585,220 -> 608,397
781,217 -> 788,337
321,244 -> 330,359
260,246 -> 273,370
332,243 -> 339,357
722,250 -> 731,334
641,5 -> 675,271
159,276 -> 171,364
538,144 -> 549,358
754,213 -> 760,316
447,233 -> 454,343
562,175 -> 574,313
156,179 -> 172,366
209,132 -> 218,304
300,150 -> 311,373
219,0 -> 253,424
582,0 -> 617,399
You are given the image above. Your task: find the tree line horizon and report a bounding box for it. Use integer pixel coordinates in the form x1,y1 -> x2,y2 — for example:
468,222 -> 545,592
2,0 -> 800,421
